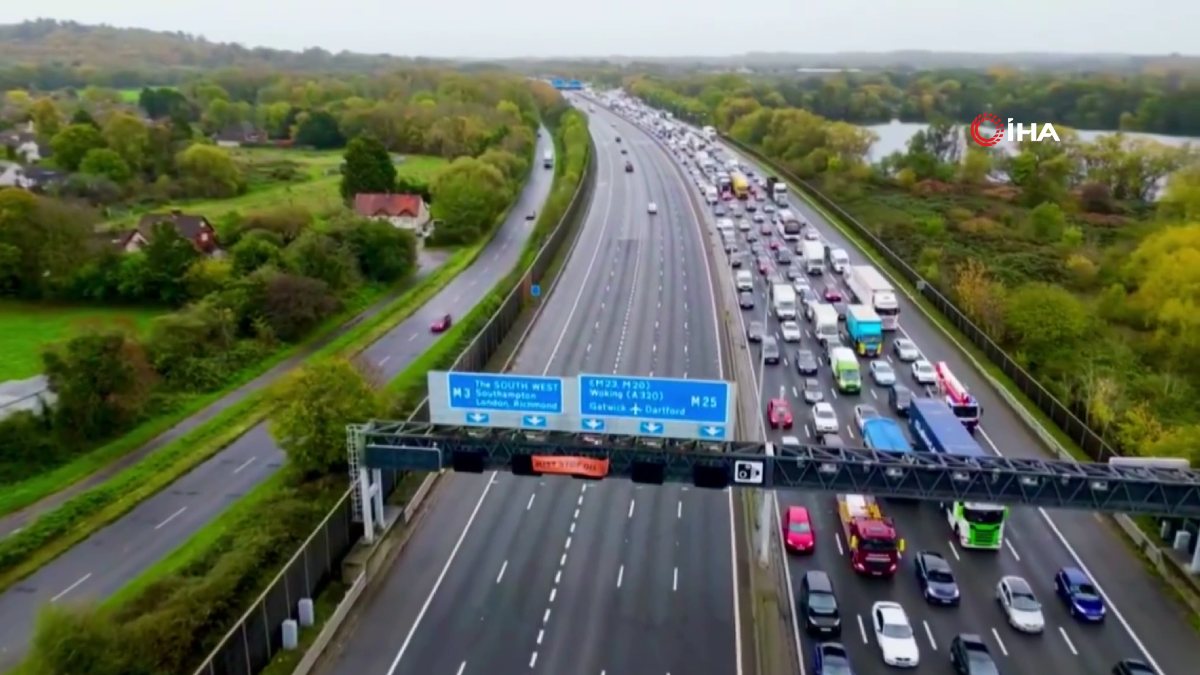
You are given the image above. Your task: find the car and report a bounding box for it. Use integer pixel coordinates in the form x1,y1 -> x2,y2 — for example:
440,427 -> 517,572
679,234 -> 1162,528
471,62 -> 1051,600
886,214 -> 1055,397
760,222 -> 773,235
1111,659 -> 1159,675
871,601 -> 919,668
798,287 -> 818,306
764,203 -> 776,213
785,264 -> 803,280
745,229 -> 759,243
822,285 -> 843,302
869,360 -> 896,386
525,210 -> 537,220
768,396 -> 794,429
751,242 -> 766,256
1055,566 -> 1106,622
430,313 -> 452,333
853,404 -> 881,432
647,202 -> 658,214
812,642 -> 853,675
996,575 -> 1045,633
795,349 -> 819,375
799,571 -> 842,637
911,359 -> 937,385
747,319 -> 769,341
802,378 -> 824,404
768,239 -> 782,250
775,248 -> 793,264
892,338 -> 920,361
753,213 -> 765,223
714,205 -> 727,216
757,256 -> 771,274
615,136 -> 621,142
746,201 -> 758,212
762,336 -> 781,364
780,320 -> 802,342
949,634 -> 998,675
779,435 -> 802,450
832,301 -> 848,322
812,402 -> 838,434
730,252 -> 744,268
820,433 -> 845,447
804,229 -> 820,241
889,383 -> 914,415
737,218 -> 752,232
620,148 -> 628,155
739,291 -> 756,310
914,551 -> 960,605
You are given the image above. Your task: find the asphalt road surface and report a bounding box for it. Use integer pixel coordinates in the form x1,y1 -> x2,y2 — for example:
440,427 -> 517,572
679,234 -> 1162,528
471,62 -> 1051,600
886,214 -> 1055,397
316,103 -> 742,675
0,130 -> 558,670
696,137 -> 1195,675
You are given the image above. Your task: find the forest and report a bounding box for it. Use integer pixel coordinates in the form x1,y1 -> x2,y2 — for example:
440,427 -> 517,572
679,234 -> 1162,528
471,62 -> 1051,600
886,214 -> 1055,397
627,72 -> 1200,465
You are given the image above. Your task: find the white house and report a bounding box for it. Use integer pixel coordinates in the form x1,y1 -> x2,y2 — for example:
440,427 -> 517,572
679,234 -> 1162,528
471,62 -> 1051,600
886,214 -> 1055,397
353,193 -> 432,236
0,161 -> 31,188
0,130 -> 43,163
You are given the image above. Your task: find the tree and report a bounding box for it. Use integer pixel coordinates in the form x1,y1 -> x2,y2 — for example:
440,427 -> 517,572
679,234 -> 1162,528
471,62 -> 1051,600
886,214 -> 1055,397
0,189 -> 95,298
42,331 -> 156,440
270,358 -> 382,476
1006,140 -> 1075,206
428,157 -> 509,245
49,124 -> 106,171
1029,202 -> 1067,243
283,231 -> 360,291
230,233 -> 282,275
141,221 -> 199,305
343,218 -> 418,283
952,258 -> 1007,338
102,113 -> 151,171
1003,283 -> 1092,377
29,98 -> 63,140
175,143 -> 243,198
293,110 -> 345,149
1159,165 -> 1200,222
339,136 -> 396,202
144,300 -> 237,388
79,148 -> 132,184
69,108 -> 98,128
256,272 -> 339,341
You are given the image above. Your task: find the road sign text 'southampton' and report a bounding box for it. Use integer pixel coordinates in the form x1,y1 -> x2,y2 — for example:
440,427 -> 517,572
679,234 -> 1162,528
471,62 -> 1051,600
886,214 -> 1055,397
426,371 -> 737,441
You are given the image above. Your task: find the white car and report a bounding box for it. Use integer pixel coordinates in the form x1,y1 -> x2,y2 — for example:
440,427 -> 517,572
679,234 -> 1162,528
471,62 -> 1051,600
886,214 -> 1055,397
892,338 -> 920,361
648,202 -> 658,214
803,229 -> 819,241
871,601 -> 920,668
869,360 -> 896,386
780,320 -> 802,342
811,402 -> 838,434
853,404 -> 880,432
996,576 -> 1045,633
780,435 -> 802,450
737,218 -> 751,232
911,359 -> 936,385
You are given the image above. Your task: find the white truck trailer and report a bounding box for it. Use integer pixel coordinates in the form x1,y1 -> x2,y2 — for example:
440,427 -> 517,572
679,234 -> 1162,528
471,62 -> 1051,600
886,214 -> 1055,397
845,265 -> 901,330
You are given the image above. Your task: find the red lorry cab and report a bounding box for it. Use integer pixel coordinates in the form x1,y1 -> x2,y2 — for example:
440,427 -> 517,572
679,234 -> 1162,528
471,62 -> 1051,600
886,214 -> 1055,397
838,494 -> 904,577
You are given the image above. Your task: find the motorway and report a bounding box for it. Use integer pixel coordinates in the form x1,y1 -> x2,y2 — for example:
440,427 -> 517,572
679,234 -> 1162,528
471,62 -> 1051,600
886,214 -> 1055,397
699,135 -> 1196,674
316,102 -> 743,675
0,130 -> 558,669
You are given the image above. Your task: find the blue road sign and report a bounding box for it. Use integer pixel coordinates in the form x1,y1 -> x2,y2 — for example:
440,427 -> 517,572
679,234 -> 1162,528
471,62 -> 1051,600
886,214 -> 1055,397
465,412 -> 490,425
639,421 -> 664,435
522,414 -> 548,428
698,425 -> 726,439
531,283 -> 541,298
446,372 -> 564,415
581,418 -> 606,432
577,375 -> 730,425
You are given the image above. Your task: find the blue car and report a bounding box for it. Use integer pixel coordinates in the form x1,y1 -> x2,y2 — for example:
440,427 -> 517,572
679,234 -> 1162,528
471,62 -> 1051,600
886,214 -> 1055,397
813,642 -> 854,675
1055,566 -> 1105,622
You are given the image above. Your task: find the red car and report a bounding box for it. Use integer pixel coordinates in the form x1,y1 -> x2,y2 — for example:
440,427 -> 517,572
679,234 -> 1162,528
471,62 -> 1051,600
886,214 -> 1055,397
822,285 -> 843,302
783,506 -> 815,553
769,239 -> 782,251
430,313 -> 452,333
767,396 -> 794,429
760,223 -> 772,235
757,256 -> 771,274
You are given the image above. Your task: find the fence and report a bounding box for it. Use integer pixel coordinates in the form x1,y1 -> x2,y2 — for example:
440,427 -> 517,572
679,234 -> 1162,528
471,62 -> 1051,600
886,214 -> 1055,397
190,131 -> 596,675
720,135 -> 1121,462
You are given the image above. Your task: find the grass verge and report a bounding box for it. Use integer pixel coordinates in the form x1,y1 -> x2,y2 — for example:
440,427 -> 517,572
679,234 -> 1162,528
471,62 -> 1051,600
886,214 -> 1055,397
0,302 -> 164,381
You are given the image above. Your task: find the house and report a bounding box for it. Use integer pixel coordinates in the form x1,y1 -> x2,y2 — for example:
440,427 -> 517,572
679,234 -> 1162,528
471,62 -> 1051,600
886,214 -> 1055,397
213,122 -> 266,148
0,161 -> 31,188
22,167 -> 65,192
119,210 -> 219,254
0,130 -> 47,163
353,193 -> 432,236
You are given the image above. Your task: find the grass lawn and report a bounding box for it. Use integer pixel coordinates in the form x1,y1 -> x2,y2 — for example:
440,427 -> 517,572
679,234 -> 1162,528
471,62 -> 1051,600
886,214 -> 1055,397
115,86 -> 176,103
0,301 -> 163,381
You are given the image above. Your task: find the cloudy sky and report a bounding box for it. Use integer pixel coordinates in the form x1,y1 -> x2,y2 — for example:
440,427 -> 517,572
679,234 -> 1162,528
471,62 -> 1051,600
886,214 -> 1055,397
2,0 -> 1195,58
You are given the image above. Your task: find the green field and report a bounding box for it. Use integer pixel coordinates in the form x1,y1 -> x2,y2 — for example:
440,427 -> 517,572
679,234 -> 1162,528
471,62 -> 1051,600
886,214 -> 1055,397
0,302 -> 163,381
115,86 -> 176,103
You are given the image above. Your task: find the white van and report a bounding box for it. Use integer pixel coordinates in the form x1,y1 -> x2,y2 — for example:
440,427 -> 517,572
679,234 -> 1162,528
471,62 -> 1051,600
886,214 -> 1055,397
705,186 -> 718,204
735,270 -> 754,291
828,247 -> 850,274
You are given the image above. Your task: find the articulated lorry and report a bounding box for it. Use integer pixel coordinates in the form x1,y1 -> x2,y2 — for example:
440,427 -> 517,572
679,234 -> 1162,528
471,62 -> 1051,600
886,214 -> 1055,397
861,418 -> 912,455
845,265 -> 900,330
837,494 -> 905,577
845,304 -> 883,357
765,176 -> 788,205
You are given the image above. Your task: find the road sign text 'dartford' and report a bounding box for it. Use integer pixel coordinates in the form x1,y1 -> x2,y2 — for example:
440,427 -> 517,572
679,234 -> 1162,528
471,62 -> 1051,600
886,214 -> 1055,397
446,373 -> 564,414
577,375 -> 730,424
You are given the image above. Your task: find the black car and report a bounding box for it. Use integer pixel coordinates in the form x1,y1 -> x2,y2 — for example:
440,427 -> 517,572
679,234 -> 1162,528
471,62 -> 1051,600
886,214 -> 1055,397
950,634 -> 1000,675
795,349 -> 819,375
802,378 -> 824,404
915,551 -> 960,605
799,571 -> 841,637
740,292 -> 756,310
747,320 -> 765,341
625,161 -> 634,173
730,253 -> 744,268
775,248 -> 793,264
762,336 -> 781,364
620,148 -> 628,155
889,384 -> 914,415
1112,659 -> 1158,675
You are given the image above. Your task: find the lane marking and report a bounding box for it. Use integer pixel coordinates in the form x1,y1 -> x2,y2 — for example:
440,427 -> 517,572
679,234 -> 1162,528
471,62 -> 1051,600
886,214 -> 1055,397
544,608 -> 551,624
527,493 -> 536,510
378,355 -> 391,367
496,560 -> 507,584
549,587 -> 557,603
677,500 -> 682,519
537,629 -> 544,645
529,651 -> 538,668
628,499 -> 635,519
673,566 -> 678,592
923,620 -> 938,650
232,456 -> 257,474
565,536 -> 572,550
407,333 -> 417,342
1058,626 -> 1078,655
456,662 -> 466,675
856,614 -> 868,644
50,572 -> 92,603
947,540 -> 961,561
616,564 -> 624,588
991,627 -> 1008,656
1004,539 -> 1021,561
154,506 -> 188,530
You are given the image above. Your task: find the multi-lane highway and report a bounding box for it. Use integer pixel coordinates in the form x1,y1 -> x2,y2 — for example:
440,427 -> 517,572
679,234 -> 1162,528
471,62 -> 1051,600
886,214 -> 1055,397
316,102 -> 744,675
697,134 -> 1195,674
0,130 -> 558,669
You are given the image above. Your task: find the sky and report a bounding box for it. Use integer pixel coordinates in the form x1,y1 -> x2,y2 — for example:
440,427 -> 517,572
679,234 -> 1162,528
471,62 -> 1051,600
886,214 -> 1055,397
1,0 -> 1196,59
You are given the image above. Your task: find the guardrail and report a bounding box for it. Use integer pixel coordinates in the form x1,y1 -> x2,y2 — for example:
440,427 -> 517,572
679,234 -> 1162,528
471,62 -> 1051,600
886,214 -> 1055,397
189,132 -> 597,675
721,135 -> 1120,462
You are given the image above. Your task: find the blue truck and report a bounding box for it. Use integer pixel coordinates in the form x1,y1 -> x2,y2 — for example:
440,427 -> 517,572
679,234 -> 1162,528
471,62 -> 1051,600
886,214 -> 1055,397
845,305 -> 883,357
862,418 -> 912,455
908,398 -> 981,455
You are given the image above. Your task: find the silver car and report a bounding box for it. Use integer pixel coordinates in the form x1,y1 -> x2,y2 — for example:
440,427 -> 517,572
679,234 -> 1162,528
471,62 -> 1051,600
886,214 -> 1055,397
869,360 -> 896,386
996,576 -> 1045,633
911,359 -> 937,385
892,338 -> 920,362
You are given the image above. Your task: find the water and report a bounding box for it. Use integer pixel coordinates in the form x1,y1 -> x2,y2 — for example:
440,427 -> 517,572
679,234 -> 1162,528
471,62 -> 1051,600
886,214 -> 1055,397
863,120 -> 1199,164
